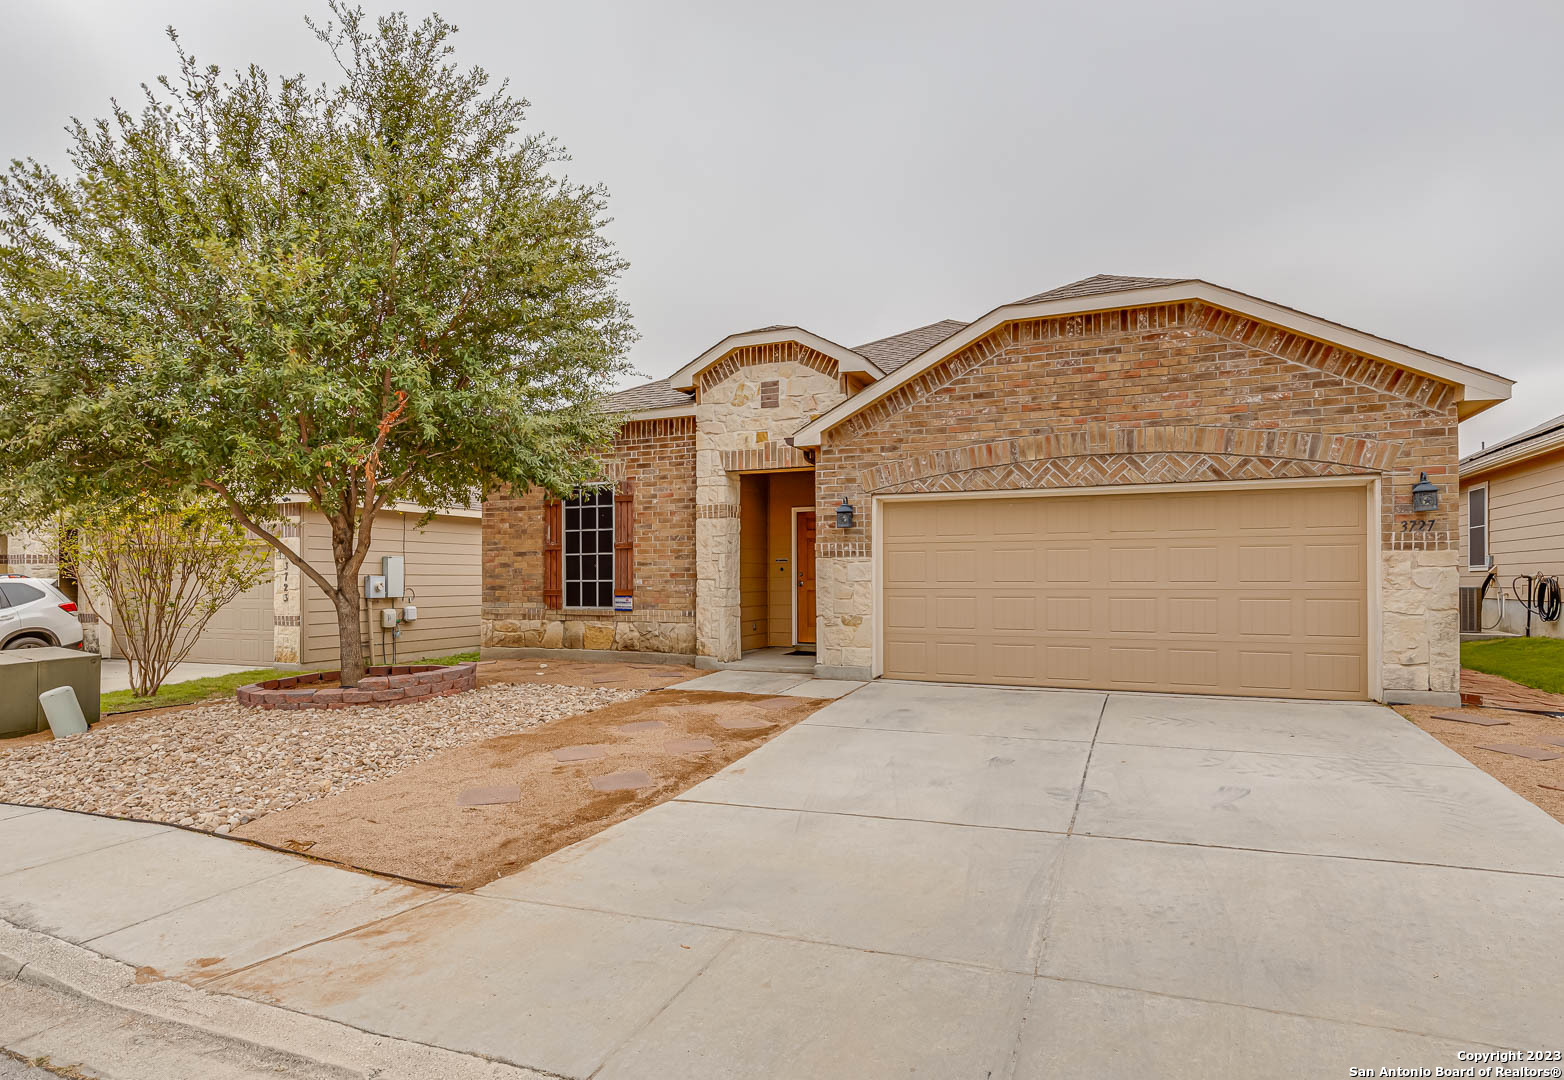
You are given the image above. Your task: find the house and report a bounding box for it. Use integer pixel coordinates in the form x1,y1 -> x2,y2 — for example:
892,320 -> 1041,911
1459,413 -> 1564,638
482,274 -> 1513,705
3,501 -> 482,667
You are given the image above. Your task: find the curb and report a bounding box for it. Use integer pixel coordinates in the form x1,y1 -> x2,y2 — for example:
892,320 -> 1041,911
0,920 -> 550,1080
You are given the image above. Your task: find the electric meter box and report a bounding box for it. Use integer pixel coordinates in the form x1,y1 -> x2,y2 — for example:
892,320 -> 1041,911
364,575 -> 387,599
382,555 -> 406,598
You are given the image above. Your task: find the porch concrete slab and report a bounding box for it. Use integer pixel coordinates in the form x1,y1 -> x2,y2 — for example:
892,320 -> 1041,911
805,679 -> 1105,742
1076,743 -> 1564,875
1039,835 -> 1564,1047
1098,694 -> 1472,766
215,893 -> 733,1078
0,803 -> 42,821
669,670 -> 812,695
779,678 -> 866,699
89,863 -> 435,983
1013,979 -> 1475,1079
0,810 -> 165,876
0,827 -> 299,943
481,799 -> 1058,972
680,724 -> 1087,832
595,934 -> 1030,1080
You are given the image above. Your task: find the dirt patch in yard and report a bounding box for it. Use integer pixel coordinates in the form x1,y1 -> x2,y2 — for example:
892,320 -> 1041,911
1395,703 -> 1564,825
237,689 -> 829,888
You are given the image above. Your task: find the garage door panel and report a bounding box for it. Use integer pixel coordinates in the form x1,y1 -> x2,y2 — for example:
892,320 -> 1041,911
184,570 -> 274,665
880,486 -> 1368,700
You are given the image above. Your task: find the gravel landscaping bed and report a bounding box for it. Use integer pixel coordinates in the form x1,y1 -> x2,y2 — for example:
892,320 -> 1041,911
0,683 -> 641,833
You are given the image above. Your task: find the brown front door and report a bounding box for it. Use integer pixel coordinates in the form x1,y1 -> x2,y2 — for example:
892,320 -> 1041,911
796,511 -> 817,644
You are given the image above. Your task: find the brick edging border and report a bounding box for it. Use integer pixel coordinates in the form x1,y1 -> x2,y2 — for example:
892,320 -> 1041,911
236,663 -> 478,710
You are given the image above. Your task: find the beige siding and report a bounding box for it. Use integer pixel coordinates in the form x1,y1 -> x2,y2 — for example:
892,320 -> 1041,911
1460,447 -> 1564,638
300,510 -> 482,666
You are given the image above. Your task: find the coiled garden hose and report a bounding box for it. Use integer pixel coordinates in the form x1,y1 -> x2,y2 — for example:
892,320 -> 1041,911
1512,572 -> 1562,635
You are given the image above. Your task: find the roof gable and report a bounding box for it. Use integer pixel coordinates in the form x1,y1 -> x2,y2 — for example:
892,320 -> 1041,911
665,326 -> 884,392
792,278 -> 1513,446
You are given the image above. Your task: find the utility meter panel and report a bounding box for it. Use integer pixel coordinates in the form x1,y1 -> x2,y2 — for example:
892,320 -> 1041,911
364,575 -> 387,599
382,555 -> 406,598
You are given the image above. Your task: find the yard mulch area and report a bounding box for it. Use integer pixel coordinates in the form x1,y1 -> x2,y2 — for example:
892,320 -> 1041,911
237,689 -> 829,889
1395,701 -> 1564,825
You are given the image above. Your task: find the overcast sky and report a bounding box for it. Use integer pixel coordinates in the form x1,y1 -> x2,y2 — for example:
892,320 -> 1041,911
4,1 -> 1560,453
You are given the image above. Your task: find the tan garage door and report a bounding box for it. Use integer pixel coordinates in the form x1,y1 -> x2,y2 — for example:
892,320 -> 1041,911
184,572 -> 275,665
879,484 -> 1369,699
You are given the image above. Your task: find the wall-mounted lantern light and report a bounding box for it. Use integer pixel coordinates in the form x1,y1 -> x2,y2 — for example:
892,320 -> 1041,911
1411,472 -> 1439,513
835,497 -> 856,529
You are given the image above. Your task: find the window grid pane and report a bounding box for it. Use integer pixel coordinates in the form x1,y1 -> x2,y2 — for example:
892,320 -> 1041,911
562,487 -> 615,609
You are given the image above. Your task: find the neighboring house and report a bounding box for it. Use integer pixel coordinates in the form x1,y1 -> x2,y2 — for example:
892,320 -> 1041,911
4,501 -> 482,667
1458,413 -> 1564,638
483,274 -> 1513,705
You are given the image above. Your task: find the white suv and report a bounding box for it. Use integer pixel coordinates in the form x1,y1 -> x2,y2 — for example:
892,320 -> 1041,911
0,575 -> 85,650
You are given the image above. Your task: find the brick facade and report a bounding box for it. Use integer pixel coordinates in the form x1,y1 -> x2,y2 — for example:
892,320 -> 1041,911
481,292 -> 1476,700
814,301 -> 1460,693
482,416 -> 697,655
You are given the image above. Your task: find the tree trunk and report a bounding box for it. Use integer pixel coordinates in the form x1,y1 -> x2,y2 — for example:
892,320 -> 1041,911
334,588 -> 368,687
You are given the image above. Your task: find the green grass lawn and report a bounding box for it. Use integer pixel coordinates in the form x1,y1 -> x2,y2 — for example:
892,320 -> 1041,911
100,649 -> 482,715
1460,637 -> 1564,694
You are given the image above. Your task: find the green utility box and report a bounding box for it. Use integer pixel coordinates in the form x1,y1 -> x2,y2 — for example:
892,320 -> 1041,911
0,648 -> 100,738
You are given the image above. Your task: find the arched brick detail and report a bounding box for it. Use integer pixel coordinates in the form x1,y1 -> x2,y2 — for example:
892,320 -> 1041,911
697,341 -> 838,395
860,425 -> 1398,493
868,452 -> 1365,496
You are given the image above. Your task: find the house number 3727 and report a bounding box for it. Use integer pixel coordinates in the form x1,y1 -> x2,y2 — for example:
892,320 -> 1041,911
1399,519 -> 1436,532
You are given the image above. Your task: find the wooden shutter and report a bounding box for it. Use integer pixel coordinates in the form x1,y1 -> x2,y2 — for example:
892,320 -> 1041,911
542,496 -> 563,610
614,481 -> 635,598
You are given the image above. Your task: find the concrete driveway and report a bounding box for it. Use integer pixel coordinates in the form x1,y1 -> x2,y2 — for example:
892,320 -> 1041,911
196,682 -> 1564,1077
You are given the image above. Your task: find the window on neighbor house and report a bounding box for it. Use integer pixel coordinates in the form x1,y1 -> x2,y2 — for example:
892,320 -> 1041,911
1467,484 -> 1488,570
564,487 -> 615,608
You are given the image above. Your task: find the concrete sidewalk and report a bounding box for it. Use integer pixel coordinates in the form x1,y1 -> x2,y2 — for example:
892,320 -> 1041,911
3,683 -> 1563,1077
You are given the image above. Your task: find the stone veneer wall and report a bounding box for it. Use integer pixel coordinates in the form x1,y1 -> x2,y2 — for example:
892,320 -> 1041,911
694,343 -> 846,661
814,301 -> 1461,697
482,416 -> 698,656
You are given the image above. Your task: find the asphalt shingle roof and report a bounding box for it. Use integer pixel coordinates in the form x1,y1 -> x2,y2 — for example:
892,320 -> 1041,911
601,379 -> 693,412
1461,412 -> 1564,468
1014,273 -> 1188,305
853,319 -> 968,373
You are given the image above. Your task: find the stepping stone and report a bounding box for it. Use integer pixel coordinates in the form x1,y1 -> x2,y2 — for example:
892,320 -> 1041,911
666,736 -> 715,753
716,716 -> 774,731
1430,711 -> 1509,726
590,769 -> 653,792
1541,782 -> 1564,792
1475,744 -> 1563,762
457,784 -> 522,806
1539,736 -> 1564,748
552,745 -> 607,763
1487,700 -> 1564,717
614,720 -> 668,734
